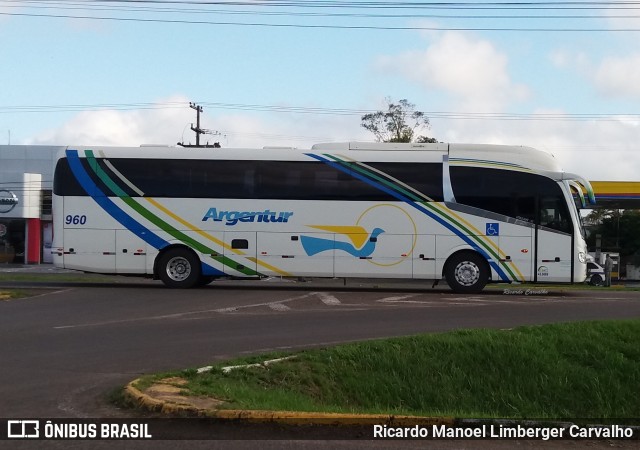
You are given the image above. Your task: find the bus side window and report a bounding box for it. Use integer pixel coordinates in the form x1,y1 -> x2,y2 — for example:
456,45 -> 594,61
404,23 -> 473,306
450,166 -> 572,234
539,197 -> 571,233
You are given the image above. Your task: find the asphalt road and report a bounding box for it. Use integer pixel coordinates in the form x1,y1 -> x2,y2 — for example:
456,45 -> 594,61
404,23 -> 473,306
1,276 -> 639,448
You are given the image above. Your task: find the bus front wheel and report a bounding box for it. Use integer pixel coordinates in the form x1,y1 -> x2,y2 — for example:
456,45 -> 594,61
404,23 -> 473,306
158,248 -> 201,288
445,252 -> 489,293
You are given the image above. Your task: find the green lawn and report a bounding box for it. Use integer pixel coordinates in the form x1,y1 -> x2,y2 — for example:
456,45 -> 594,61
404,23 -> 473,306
137,320 -> 640,419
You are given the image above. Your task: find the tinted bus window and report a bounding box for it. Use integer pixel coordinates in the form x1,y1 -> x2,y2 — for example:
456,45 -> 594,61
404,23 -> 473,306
368,162 -> 443,201
55,157 -> 446,203
450,166 -> 572,233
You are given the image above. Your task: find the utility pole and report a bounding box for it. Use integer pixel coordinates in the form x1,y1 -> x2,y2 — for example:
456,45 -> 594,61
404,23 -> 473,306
191,102 -> 203,147
178,102 -> 222,148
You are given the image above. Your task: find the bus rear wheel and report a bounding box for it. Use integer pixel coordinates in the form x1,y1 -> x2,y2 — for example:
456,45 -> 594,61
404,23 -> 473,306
158,248 -> 201,288
445,252 -> 489,294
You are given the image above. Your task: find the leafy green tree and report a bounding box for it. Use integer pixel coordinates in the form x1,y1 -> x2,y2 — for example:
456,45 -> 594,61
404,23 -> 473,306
415,135 -> 439,144
361,97 -> 437,143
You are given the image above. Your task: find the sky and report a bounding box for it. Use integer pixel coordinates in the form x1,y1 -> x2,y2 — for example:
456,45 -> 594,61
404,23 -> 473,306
1,0 -> 640,181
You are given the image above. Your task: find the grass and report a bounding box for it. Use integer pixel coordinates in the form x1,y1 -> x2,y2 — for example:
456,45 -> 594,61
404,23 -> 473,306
139,320 -> 640,419
0,290 -> 30,300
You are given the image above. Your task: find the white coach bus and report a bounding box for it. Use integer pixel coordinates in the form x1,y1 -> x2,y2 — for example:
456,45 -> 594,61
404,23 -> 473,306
52,142 -> 595,293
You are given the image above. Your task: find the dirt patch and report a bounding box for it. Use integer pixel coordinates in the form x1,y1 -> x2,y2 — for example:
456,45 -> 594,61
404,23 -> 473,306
142,377 -> 226,411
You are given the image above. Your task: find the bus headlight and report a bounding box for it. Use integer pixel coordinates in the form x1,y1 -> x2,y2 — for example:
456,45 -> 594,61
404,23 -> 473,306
578,252 -> 586,263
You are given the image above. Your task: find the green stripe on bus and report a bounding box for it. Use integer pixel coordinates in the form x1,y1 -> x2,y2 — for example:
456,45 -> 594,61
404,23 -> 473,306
323,154 -> 427,203
421,202 -> 519,281
84,151 -> 261,277
324,153 -> 518,281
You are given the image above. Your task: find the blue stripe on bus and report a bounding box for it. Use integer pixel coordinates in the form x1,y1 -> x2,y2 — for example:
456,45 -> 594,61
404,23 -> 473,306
202,261 -> 224,276
305,153 -> 510,282
66,150 -> 226,277
66,149 -> 170,250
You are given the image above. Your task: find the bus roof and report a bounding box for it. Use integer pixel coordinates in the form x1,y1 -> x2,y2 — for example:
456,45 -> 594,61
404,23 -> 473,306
59,141 -> 563,173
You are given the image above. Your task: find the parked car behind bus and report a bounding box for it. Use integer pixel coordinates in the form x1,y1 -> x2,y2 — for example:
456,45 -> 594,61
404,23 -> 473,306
587,261 -> 606,286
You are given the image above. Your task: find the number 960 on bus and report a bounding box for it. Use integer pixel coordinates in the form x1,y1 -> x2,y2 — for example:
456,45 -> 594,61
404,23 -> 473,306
65,214 -> 87,225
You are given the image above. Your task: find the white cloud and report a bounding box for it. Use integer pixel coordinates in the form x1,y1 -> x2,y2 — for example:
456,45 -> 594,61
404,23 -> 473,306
25,97 -> 194,147
23,95 -> 369,149
431,110 -> 640,181
376,30 -> 529,112
549,39 -> 640,100
593,54 -> 640,99
29,101 -> 638,181
601,9 -> 640,31
551,45 -> 640,100
23,89 -> 639,182
549,49 -> 590,71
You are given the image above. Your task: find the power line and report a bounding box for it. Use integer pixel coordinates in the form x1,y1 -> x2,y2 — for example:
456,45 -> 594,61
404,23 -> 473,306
2,100 -> 640,122
11,3 -> 640,20
0,0 -> 640,32
9,0 -> 640,17
0,102 -> 186,114
3,11 -> 639,31
13,0 -> 640,9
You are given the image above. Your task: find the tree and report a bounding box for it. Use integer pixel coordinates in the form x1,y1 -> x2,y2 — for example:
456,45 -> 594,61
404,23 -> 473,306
361,98 -> 437,143
585,209 -> 640,272
584,208 -> 622,227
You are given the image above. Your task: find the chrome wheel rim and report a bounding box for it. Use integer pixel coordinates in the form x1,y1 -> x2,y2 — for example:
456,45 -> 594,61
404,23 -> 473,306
166,256 -> 191,282
454,260 -> 480,287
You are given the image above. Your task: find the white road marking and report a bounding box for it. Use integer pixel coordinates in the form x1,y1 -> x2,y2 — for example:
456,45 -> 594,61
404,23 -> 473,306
30,288 -> 75,299
54,292 -> 317,328
215,292 -> 317,313
376,294 -> 420,302
269,303 -> 291,311
315,292 -> 341,305
53,288 -> 605,329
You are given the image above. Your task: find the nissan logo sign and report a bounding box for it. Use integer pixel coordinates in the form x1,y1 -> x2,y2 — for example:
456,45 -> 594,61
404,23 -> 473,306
0,190 -> 19,213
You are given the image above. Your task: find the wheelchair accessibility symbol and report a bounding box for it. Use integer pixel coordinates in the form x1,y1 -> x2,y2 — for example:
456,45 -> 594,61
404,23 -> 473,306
486,223 -> 500,236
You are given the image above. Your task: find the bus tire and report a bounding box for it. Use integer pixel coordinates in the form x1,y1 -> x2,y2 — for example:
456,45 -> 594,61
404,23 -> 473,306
445,252 -> 489,294
158,248 -> 201,289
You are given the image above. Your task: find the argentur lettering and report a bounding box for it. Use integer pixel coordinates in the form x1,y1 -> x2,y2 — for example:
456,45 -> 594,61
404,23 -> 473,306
202,208 -> 294,226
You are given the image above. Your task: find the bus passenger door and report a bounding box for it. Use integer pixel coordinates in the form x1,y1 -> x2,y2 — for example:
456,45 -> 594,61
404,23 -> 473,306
116,230 -> 147,274
535,197 -> 573,282
535,229 -> 573,282
222,232 -> 257,276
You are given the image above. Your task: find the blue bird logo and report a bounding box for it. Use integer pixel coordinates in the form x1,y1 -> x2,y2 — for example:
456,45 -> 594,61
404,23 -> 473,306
300,225 -> 385,257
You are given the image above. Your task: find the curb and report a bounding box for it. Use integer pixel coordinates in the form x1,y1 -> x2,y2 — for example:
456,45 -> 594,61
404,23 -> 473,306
123,379 -> 640,436
124,379 -> 454,427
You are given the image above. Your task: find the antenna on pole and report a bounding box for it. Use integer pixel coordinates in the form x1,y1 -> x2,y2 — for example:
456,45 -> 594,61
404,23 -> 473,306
177,102 -> 222,148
